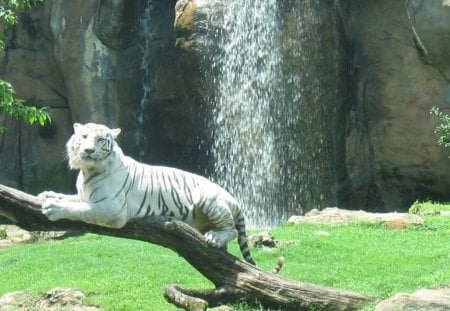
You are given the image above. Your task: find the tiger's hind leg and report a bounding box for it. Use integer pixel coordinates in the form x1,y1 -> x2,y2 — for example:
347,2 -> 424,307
200,199 -> 238,249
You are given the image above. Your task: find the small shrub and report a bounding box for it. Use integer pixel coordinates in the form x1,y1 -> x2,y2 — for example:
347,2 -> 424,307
430,106 -> 450,157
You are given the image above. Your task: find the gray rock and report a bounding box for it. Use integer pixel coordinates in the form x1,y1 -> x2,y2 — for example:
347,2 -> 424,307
375,288 -> 450,311
0,225 -> 37,247
0,288 -> 101,311
0,225 -> 76,248
0,291 -> 37,311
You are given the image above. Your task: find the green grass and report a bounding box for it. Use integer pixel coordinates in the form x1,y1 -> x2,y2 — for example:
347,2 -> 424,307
0,235 -> 212,310
270,221 -> 449,299
0,204 -> 449,310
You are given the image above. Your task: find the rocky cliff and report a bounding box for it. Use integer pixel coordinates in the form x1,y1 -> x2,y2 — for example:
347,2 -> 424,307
0,0 -> 201,194
0,0 -> 448,214
342,0 -> 450,210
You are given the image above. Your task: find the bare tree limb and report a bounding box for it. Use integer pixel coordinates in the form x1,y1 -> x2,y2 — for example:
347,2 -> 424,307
0,184 -> 375,310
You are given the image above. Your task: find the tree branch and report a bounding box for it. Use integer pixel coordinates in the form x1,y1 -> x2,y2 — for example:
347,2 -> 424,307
0,184 -> 374,310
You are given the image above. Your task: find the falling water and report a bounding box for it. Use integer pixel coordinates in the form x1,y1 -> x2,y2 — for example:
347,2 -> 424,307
209,1 -> 285,228
207,1 -> 341,228
136,1 -> 158,161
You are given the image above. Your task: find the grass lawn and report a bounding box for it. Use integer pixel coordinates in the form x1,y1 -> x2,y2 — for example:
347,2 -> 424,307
0,204 -> 449,310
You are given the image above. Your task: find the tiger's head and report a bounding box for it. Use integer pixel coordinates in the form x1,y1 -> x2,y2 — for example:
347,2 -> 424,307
66,123 -> 121,171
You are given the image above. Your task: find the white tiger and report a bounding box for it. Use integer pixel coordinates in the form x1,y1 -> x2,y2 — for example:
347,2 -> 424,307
39,122 -> 255,265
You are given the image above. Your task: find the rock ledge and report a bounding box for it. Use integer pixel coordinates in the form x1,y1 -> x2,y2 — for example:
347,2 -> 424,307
288,207 -> 424,226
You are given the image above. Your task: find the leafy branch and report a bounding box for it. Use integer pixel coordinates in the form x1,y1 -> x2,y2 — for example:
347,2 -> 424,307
0,0 -> 42,24
0,0 -> 43,49
0,0 -> 50,132
430,106 -> 450,155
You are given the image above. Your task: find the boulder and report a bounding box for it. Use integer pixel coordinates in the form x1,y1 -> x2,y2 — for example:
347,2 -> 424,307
0,288 -> 101,311
375,287 -> 450,311
0,224 -> 76,248
0,225 -> 37,248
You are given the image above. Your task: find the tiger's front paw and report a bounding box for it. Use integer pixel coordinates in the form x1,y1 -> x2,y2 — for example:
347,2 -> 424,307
42,198 -> 67,221
38,191 -> 64,200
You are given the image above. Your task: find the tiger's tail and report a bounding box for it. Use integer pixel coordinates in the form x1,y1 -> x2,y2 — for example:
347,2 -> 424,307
235,212 -> 256,265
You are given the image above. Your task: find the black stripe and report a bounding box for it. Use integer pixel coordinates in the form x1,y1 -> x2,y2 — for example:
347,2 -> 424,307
90,174 -> 109,186
152,169 -> 161,196
158,190 -> 169,215
161,170 -> 170,190
171,188 -> 184,216
113,172 -> 129,199
84,172 -> 101,185
149,170 -> 154,196
124,164 -> 138,197
88,186 -> 103,200
138,164 -> 146,188
183,175 -> 194,205
173,171 -> 189,217
91,197 -> 107,204
116,199 -> 127,215
171,170 -> 181,189
136,185 -> 149,216
145,205 -> 154,217
203,199 -> 215,214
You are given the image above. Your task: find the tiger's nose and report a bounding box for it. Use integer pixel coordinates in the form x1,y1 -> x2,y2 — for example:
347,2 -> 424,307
84,148 -> 95,154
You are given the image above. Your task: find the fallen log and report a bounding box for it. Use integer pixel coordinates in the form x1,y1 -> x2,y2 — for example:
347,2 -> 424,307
0,184 -> 374,310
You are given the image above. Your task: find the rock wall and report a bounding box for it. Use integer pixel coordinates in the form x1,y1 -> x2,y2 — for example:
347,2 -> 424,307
342,0 -> 450,211
0,0 -> 201,195
0,0 -> 449,211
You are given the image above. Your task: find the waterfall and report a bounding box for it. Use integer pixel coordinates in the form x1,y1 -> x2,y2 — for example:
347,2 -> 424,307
210,0 -> 285,228
207,1 -> 341,228
136,0 -> 344,228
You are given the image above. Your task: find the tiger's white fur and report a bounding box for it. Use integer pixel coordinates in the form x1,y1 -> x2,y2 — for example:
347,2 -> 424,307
39,122 -> 255,264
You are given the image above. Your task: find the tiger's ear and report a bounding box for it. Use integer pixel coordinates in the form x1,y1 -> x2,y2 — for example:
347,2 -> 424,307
110,128 -> 121,139
73,123 -> 83,133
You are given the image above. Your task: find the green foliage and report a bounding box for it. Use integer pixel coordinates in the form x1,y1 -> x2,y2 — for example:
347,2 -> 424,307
0,0 -> 50,132
0,80 -> 51,132
430,106 -> 450,152
0,0 -> 43,48
0,1 -> 42,23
